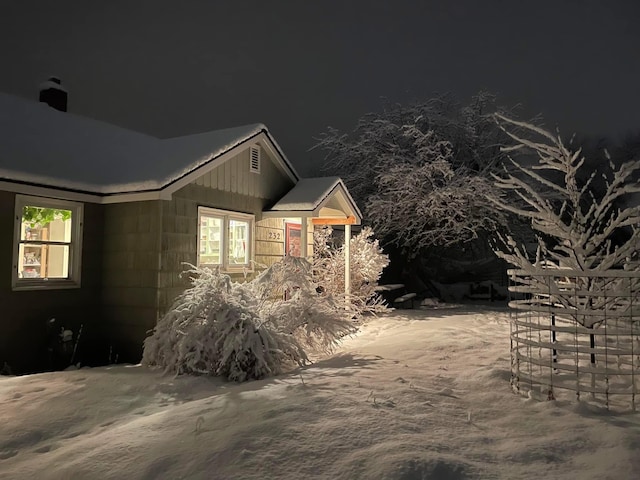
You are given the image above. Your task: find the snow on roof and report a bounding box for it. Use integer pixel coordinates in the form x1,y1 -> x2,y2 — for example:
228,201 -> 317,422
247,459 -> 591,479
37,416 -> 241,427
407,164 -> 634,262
269,176 -> 342,211
39,78 -> 68,93
267,176 -> 362,218
0,92 -> 286,195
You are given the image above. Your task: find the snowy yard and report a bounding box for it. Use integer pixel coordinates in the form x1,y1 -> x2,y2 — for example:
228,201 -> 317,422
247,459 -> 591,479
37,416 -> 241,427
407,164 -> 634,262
2,305 -> 639,480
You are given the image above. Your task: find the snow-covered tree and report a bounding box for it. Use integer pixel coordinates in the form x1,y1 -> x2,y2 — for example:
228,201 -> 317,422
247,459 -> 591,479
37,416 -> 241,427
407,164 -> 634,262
367,143 -> 502,251
312,226 -> 390,315
491,115 -> 640,327
142,257 -> 355,381
313,92 -> 514,256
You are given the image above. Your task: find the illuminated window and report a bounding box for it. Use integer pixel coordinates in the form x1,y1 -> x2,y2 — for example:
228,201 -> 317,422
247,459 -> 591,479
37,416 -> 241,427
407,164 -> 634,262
198,207 -> 253,271
13,195 -> 83,290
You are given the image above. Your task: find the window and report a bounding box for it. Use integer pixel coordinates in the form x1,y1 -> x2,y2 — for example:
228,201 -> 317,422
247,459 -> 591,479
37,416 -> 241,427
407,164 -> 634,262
249,145 -> 261,173
13,195 -> 83,290
198,207 -> 254,271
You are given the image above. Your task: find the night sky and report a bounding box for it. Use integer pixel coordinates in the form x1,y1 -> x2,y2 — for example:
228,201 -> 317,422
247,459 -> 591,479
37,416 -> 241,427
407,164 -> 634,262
2,1 -> 639,175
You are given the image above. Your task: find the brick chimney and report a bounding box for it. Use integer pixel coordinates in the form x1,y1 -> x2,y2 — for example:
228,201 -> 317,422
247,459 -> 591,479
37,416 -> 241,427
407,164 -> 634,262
39,77 -> 68,112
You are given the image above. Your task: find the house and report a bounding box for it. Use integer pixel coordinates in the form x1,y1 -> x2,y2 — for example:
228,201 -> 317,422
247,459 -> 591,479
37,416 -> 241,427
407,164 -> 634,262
0,85 -> 361,374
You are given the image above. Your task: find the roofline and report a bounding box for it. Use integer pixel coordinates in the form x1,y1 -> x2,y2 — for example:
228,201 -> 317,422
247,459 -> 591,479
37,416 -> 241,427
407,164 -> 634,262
261,129 -> 300,182
263,178 -> 363,225
334,178 -> 363,220
0,180 -> 105,203
0,127 -> 300,204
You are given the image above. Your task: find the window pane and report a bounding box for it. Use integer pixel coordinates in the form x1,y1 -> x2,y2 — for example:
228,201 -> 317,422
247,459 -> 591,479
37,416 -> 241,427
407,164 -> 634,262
228,219 -> 249,265
21,206 -> 72,242
46,245 -> 70,278
18,244 -> 69,278
199,215 -> 222,265
19,243 -> 42,278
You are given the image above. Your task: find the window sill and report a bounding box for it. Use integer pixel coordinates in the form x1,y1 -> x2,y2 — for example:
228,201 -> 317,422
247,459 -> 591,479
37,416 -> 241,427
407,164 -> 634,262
13,279 -> 81,291
222,267 -> 254,275
198,264 -> 253,274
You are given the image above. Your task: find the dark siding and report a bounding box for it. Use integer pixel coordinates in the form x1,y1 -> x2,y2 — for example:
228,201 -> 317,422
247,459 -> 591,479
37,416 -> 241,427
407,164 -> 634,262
158,185 -> 267,316
100,201 -> 161,365
158,147 -> 295,315
0,191 -> 104,374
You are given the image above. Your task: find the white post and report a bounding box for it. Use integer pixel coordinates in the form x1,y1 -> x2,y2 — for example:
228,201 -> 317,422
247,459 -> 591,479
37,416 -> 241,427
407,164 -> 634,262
300,217 -> 308,259
344,224 -> 351,306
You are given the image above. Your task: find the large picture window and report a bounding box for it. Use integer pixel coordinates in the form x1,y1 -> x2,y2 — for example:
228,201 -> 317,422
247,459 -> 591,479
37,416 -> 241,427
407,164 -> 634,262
198,207 -> 253,271
13,195 -> 83,290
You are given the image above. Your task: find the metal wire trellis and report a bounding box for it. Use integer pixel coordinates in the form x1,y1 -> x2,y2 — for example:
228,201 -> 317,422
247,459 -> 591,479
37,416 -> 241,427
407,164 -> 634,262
508,267 -> 640,412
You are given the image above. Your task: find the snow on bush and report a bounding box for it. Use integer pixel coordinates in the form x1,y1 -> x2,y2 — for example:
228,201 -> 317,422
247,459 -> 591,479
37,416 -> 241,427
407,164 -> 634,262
491,115 -> 640,273
491,115 -> 640,327
252,255 -> 356,353
313,226 -> 390,315
142,257 -> 355,381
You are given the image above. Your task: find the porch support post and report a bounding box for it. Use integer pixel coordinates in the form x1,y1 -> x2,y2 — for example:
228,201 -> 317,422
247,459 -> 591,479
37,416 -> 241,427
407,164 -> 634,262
301,217 -> 308,259
344,224 -> 351,303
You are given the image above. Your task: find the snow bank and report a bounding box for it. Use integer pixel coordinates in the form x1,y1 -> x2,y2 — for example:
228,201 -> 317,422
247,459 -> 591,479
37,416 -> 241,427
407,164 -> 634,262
1,307 -> 638,479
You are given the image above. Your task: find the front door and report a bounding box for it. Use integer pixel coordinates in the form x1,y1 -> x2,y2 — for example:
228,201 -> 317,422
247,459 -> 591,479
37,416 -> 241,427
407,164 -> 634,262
285,222 -> 301,257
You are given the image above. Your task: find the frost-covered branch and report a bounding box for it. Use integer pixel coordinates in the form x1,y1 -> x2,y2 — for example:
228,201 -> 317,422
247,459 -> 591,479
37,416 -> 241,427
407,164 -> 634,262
491,115 -> 640,327
312,226 -> 390,315
491,115 -> 640,273
313,92 -> 517,255
142,258 -> 355,381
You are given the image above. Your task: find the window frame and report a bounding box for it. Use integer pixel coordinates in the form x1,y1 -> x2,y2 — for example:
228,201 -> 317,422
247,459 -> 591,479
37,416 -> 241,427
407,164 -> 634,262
12,194 -> 84,291
197,206 -> 254,273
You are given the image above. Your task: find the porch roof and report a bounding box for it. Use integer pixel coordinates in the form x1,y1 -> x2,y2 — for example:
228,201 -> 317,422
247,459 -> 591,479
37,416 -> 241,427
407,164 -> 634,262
263,176 -> 362,225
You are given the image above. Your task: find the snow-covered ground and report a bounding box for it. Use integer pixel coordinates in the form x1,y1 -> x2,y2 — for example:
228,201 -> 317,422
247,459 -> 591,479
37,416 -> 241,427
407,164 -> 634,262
2,305 -> 639,479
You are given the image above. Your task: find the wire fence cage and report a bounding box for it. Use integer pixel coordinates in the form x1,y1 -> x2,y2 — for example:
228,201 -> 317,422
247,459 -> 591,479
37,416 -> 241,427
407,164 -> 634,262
508,267 -> 640,412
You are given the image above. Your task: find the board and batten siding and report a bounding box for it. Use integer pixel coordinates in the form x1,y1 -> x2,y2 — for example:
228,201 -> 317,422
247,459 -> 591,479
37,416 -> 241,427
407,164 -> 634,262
101,200 -> 162,364
192,145 -> 290,198
157,145 -> 295,316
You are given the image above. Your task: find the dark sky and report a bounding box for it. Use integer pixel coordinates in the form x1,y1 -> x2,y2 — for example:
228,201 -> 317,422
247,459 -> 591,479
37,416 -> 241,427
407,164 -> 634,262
2,0 -> 639,175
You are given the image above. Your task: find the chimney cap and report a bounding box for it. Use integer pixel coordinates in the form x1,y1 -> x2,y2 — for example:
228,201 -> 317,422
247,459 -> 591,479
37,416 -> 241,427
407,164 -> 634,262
39,76 -> 68,93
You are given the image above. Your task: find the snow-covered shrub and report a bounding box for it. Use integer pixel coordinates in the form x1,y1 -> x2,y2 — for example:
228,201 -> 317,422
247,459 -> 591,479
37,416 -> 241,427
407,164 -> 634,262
253,255 -> 356,353
312,226 -> 390,315
142,265 -> 306,380
142,258 -> 354,381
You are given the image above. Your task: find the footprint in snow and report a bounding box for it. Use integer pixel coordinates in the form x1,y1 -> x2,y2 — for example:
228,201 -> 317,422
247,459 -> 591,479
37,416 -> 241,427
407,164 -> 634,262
0,450 -> 18,460
34,444 -> 56,454
437,388 -> 459,398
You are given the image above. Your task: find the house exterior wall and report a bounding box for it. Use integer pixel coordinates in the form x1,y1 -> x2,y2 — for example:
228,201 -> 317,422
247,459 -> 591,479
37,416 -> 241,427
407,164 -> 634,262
0,190 -> 104,374
157,184 -> 267,315
191,143 -> 291,198
157,145 -> 295,316
255,218 -> 285,268
100,200 -> 162,365
98,145 -> 295,364
306,221 -> 314,257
